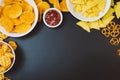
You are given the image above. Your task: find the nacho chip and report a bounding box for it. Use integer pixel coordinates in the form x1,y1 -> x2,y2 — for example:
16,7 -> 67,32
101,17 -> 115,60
37,1 -> 50,13
13,23 -> 31,33
3,4 -> 22,18
20,11 -> 35,24
60,0 -> 69,12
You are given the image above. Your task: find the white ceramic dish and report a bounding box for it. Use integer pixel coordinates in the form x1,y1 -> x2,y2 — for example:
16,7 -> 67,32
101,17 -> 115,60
0,41 -> 15,74
66,0 -> 111,22
43,8 -> 63,28
0,0 -> 38,37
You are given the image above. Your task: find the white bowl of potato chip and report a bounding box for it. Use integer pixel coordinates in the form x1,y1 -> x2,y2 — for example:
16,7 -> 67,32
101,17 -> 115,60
0,41 -> 15,74
0,0 -> 38,37
66,0 -> 111,22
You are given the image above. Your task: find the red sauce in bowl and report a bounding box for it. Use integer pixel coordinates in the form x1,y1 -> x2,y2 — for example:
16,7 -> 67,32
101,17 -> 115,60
45,10 -> 61,26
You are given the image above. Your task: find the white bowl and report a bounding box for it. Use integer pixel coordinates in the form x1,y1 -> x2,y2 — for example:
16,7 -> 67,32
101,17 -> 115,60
0,41 -> 15,74
0,0 -> 38,37
43,8 -> 63,28
66,0 -> 111,22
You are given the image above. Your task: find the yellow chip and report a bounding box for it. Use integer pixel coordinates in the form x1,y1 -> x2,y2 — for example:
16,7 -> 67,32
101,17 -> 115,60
60,0 -> 69,12
3,4 -> 22,18
5,52 -> 14,59
0,16 -> 14,32
3,0 -> 13,4
0,67 -> 6,72
1,56 -> 11,68
20,11 -> 35,24
53,0 -> 60,10
37,1 -> 50,13
8,41 -> 17,50
13,23 -> 31,33
0,74 -> 4,80
2,44 -> 9,52
21,0 -> 33,11
49,0 -> 54,4
12,18 -> 21,25
34,0 -> 42,4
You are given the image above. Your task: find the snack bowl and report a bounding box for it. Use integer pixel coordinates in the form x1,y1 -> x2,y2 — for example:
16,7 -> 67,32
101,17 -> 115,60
0,41 -> 15,74
66,0 -> 111,22
43,8 -> 63,28
0,0 -> 38,37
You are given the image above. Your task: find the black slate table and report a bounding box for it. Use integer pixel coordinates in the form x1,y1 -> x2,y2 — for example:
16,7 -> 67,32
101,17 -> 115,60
6,1 -> 120,80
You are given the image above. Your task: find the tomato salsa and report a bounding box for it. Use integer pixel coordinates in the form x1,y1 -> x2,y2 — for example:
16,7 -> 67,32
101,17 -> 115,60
45,10 -> 61,26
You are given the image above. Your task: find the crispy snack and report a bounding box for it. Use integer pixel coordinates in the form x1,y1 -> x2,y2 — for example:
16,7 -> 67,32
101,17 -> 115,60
0,16 -> 14,32
34,0 -> 42,4
110,38 -> 119,46
0,32 -> 8,41
101,28 -> 110,37
53,0 -> 60,10
20,11 -> 35,24
21,0 -> 33,11
0,43 -> 14,73
3,4 -> 22,18
8,41 -> 17,50
13,23 -> 31,33
3,0 -> 13,4
37,1 -> 50,13
48,0 -> 54,4
60,0 -> 69,12
0,74 -> 4,80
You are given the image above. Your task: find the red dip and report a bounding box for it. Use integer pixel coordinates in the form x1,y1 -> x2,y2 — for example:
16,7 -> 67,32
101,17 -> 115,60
45,10 -> 61,26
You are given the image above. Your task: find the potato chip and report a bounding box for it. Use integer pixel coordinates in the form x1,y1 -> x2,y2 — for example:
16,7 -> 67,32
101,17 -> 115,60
8,41 -> 17,50
0,67 -> 6,72
12,18 -> 21,25
0,74 -> 4,80
37,1 -> 50,13
13,23 -> 31,33
3,0 -> 13,4
49,0 -> 54,4
2,44 -> 9,52
0,16 -> 14,32
1,56 -> 11,68
21,0 -> 33,11
3,4 -> 22,18
53,0 -> 60,10
5,52 -> 14,59
34,0 -> 42,4
20,11 -> 35,24
60,0 -> 69,12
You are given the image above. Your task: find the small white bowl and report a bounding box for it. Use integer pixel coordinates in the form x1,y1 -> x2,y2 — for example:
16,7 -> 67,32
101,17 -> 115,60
0,41 -> 15,74
0,0 -> 38,37
43,8 -> 63,28
66,0 -> 111,22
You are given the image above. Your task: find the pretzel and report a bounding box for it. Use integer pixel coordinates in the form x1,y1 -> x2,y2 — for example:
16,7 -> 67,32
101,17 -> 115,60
110,38 -> 119,46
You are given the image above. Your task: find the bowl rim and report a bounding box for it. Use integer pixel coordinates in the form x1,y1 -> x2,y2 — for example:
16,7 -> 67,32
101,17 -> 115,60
43,8 -> 63,28
66,0 -> 111,22
0,41 -> 15,74
0,0 -> 38,37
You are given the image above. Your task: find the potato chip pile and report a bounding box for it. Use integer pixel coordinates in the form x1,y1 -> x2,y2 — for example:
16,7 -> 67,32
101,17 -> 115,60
0,0 -> 35,33
71,0 -> 106,18
34,0 -> 69,22
76,0 -> 117,32
101,21 -> 120,46
0,42 -> 14,72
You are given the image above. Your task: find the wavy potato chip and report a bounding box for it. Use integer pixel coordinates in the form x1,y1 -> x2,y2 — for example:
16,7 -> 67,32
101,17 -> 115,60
20,11 -> 35,24
8,41 -> 17,50
13,23 -> 31,33
3,4 -> 22,18
37,1 -> 50,13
